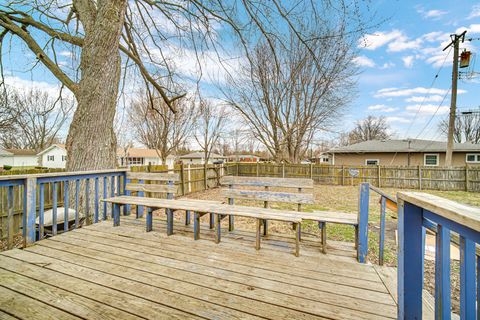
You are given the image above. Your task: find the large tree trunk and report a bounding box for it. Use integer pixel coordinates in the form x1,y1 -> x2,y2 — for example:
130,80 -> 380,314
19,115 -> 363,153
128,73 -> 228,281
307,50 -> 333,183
66,1 -> 127,171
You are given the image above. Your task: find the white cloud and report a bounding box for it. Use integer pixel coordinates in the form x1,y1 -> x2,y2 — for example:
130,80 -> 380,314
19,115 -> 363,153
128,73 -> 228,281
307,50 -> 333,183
405,95 -> 444,103
424,10 -> 448,19
468,4 -> 480,19
387,36 -> 422,52
367,104 -> 398,112
380,62 -> 395,69
405,104 -> 449,115
358,30 -> 403,50
352,55 -> 376,67
3,75 -> 72,98
385,116 -> 411,124
374,87 -> 465,98
456,24 -> 480,35
402,56 -> 414,68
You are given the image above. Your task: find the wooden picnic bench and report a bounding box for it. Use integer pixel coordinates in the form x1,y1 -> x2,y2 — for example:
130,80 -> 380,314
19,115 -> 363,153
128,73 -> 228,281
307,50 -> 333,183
221,176 -> 359,255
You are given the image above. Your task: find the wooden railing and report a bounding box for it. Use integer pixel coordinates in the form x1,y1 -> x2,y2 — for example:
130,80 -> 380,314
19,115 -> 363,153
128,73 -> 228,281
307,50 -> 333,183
0,169 -> 127,249
397,192 -> 480,319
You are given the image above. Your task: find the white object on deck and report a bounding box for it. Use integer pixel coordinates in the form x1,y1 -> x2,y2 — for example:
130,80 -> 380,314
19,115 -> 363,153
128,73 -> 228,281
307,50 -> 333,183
35,207 -> 81,226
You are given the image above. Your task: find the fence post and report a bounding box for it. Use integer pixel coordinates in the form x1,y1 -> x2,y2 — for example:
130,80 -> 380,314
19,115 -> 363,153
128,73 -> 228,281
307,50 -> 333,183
180,163 -> 186,195
357,182 -> 369,263
310,163 -> 313,179
187,164 -> 192,193
418,166 -> 422,190
377,165 -> 381,187
465,165 -> 469,192
203,164 -> 207,190
341,165 -> 345,185
282,163 -> 285,178
236,162 -> 239,176
256,162 -> 259,177
23,177 -> 37,246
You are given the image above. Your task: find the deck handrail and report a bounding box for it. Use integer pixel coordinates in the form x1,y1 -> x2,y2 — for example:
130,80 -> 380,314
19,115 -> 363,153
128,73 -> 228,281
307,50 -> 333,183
0,169 -> 128,248
397,192 -> 480,319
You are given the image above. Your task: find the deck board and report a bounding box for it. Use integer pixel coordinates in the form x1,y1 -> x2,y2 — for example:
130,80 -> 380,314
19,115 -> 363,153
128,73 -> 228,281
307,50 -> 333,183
0,216 -> 398,320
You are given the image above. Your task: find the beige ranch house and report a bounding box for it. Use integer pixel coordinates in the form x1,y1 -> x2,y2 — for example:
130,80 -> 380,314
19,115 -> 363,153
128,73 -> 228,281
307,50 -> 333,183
327,139 -> 480,167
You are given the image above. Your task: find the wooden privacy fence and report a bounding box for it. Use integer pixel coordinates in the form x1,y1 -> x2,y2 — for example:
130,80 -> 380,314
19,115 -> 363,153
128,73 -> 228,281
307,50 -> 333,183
227,163 -> 480,192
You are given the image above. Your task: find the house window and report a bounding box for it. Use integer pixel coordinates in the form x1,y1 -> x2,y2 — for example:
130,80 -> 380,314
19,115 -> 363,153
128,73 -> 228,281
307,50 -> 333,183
424,154 -> 439,166
466,154 -> 480,163
365,159 -> 379,165
62,155 -> 67,161
47,155 -> 54,161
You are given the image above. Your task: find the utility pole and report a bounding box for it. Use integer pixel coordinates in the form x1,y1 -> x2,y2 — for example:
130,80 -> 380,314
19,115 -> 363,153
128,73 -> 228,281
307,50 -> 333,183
443,30 -> 467,167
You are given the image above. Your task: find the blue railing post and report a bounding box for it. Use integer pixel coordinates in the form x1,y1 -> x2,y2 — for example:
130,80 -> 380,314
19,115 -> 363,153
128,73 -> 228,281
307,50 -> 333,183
460,235 -> 476,319
398,200 -> 424,319
123,171 -> 130,215
357,182 -> 369,263
23,177 -> 37,246
379,196 -> 386,265
435,224 -> 451,319
136,179 -> 144,218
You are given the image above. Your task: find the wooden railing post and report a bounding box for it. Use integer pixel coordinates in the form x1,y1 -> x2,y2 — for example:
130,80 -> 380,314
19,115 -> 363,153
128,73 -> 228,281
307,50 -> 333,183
397,200 -> 424,319
23,177 -> 37,246
357,182 -> 369,263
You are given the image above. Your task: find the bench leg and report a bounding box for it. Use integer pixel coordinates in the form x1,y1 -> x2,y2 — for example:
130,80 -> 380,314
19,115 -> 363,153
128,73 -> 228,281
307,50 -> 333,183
295,222 -> 300,257
255,219 -> 261,250
209,213 -> 214,229
166,208 -> 173,236
185,210 -> 191,225
194,212 -> 200,240
263,219 -> 268,236
228,215 -> 234,231
113,203 -> 120,227
319,222 -> 327,254
215,214 -> 221,244
146,207 -> 153,232
136,205 -> 144,218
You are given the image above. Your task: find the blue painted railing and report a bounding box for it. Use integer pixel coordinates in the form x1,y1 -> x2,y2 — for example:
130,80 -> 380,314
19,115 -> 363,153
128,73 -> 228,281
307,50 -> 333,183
358,182 -> 397,265
398,192 -> 480,319
0,169 -> 127,248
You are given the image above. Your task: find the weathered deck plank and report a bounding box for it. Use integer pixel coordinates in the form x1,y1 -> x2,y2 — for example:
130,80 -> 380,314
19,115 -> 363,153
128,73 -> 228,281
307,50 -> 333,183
0,217 -> 398,320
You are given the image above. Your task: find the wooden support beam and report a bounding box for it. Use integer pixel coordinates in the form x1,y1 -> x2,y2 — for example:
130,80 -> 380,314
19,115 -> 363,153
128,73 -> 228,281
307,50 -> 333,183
146,208 -> 153,232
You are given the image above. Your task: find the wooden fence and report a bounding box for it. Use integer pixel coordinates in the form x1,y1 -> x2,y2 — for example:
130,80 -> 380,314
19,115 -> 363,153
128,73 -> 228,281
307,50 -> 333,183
227,163 -> 480,192
0,164 -> 231,242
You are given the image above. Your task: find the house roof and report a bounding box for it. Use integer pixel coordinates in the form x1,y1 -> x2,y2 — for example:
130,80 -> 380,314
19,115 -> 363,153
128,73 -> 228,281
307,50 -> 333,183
37,144 -> 66,156
117,148 -> 175,158
5,149 -> 37,156
180,152 -> 226,159
329,139 -> 480,154
0,148 -> 13,157
227,154 -> 260,159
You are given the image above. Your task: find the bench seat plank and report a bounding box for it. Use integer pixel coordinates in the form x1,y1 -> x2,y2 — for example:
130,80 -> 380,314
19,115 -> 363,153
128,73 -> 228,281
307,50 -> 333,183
127,172 -> 179,182
221,176 -> 313,189
222,189 -> 314,204
103,196 -> 301,223
300,211 -> 358,225
126,183 -> 177,194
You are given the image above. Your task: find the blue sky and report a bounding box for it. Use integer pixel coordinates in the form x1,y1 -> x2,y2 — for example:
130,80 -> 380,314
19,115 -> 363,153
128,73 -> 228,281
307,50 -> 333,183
351,0 -> 480,141
2,1 -> 480,144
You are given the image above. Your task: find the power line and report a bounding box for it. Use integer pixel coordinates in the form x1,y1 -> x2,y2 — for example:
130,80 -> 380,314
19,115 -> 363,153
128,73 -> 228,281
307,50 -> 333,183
403,46 -> 452,139
414,86 -> 451,140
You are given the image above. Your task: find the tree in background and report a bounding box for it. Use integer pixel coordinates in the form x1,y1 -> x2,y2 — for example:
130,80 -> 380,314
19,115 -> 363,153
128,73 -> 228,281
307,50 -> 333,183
0,1 -> 374,172
128,91 -> 196,163
439,113 -> 480,144
347,116 -> 391,145
0,88 -> 16,131
225,22 -> 358,163
194,99 -> 228,164
0,88 -> 72,151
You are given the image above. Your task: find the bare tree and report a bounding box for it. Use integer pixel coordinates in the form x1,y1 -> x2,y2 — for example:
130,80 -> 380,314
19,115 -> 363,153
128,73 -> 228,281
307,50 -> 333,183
0,1 -> 374,172
194,98 -> 227,164
224,24 -> 358,163
0,88 -> 72,151
128,91 -> 196,163
439,113 -> 480,144
348,116 -> 391,144
0,89 -> 16,131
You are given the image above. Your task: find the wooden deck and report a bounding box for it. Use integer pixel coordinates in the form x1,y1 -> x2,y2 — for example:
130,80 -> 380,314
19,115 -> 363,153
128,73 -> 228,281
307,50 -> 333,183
0,215 -> 398,319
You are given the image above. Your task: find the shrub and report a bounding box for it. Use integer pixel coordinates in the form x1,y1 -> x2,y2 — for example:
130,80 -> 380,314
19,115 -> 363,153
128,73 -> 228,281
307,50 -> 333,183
3,165 -> 12,170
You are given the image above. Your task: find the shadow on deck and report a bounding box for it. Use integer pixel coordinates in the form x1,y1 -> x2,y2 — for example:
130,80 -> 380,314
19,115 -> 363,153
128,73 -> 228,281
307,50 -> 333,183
0,215 -> 398,319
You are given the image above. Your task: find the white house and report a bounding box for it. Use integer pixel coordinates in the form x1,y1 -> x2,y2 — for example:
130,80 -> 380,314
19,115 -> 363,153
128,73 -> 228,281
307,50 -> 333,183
0,148 -> 38,167
179,152 -> 226,164
117,148 -> 176,169
37,144 -> 67,168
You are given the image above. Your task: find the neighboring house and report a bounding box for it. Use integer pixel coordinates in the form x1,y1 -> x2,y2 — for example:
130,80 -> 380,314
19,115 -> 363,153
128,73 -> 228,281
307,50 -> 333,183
227,154 -> 260,162
37,144 -> 67,168
0,148 -> 38,167
179,152 -> 226,164
327,139 -> 480,167
117,148 -> 175,169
